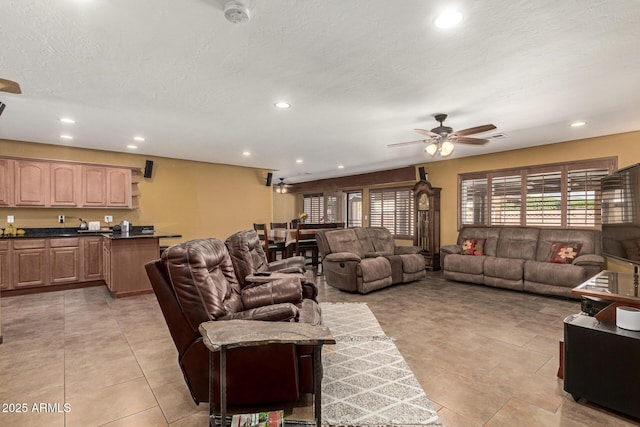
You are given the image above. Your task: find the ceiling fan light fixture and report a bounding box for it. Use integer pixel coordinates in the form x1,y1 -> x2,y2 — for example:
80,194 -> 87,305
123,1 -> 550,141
435,10 -> 463,29
276,178 -> 287,194
425,143 -> 438,156
441,140 -> 455,156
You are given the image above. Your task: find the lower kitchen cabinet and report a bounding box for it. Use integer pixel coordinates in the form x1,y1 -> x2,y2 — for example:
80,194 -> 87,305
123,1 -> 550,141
50,238 -> 80,284
13,239 -> 48,288
82,236 -> 102,281
103,238 -> 159,297
0,240 -> 11,291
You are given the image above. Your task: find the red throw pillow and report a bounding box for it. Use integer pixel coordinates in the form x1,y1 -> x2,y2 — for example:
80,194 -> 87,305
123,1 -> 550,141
547,242 -> 583,264
462,239 -> 486,256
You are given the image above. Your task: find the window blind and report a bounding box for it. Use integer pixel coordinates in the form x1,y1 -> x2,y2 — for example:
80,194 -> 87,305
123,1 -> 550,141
567,167 -> 609,227
369,188 -> 414,238
491,174 -> 522,225
303,194 -> 324,223
526,171 -> 562,226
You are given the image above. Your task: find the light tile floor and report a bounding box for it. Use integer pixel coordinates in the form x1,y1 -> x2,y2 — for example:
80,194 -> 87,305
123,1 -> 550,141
0,271 -> 639,426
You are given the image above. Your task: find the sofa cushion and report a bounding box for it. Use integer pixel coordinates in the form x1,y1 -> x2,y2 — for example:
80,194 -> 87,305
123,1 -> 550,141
323,229 -> 366,258
536,229 -> 601,261
524,260 -> 588,288
357,257 -> 392,282
496,227 -> 539,260
484,257 -> 525,281
366,227 -> 396,255
457,227 -> 501,257
546,242 -> 583,264
353,227 -> 376,254
444,253 -> 485,275
462,238 -> 486,256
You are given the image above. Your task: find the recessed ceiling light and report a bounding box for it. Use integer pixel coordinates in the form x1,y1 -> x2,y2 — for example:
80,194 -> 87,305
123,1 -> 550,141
296,159 -> 303,163
59,118 -> 76,124
570,121 -> 586,127
274,102 -> 291,109
435,10 -> 463,29
60,134 -> 73,140
133,136 -> 145,142
338,165 -> 345,169
127,144 -> 138,149
242,150 -> 251,156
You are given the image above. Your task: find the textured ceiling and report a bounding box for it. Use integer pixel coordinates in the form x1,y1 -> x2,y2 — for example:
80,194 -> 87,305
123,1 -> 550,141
1,0 -> 639,183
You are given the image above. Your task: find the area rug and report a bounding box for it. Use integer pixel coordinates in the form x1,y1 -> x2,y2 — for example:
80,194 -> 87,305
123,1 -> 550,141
320,302 -> 443,427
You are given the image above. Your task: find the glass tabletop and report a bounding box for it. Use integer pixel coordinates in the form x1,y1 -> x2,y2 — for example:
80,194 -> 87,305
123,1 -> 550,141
573,270 -> 640,303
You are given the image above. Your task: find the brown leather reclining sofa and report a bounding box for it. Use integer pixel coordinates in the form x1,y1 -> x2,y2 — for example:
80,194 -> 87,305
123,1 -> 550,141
145,237 -> 321,406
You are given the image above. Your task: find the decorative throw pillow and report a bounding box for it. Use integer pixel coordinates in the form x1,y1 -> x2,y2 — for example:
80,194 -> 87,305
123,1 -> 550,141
547,242 -> 583,264
461,239 -> 486,256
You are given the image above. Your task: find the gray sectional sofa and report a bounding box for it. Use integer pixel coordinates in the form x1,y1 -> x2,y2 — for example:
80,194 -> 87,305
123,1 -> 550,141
315,227 -> 426,294
441,226 -> 605,298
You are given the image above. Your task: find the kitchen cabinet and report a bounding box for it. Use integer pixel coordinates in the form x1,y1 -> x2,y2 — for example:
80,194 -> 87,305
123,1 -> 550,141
49,238 -> 80,284
106,167 -> 131,207
14,161 -> 49,206
82,166 -> 132,208
13,239 -> 48,288
0,240 -> 11,291
50,163 -> 80,207
81,236 -> 102,281
0,159 -> 13,206
0,156 -> 137,209
103,238 -> 111,290
103,237 -> 159,297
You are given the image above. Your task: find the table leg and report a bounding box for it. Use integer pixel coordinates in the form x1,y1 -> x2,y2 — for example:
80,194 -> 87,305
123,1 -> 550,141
313,344 -> 323,427
209,351 -> 215,427
221,344 -> 227,427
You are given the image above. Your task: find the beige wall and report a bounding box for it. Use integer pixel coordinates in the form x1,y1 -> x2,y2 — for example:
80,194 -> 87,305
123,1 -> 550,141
0,139 -> 274,243
273,191 -> 297,225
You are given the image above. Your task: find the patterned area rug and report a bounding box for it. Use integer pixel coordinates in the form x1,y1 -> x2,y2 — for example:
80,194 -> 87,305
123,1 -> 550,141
320,303 -> 443,427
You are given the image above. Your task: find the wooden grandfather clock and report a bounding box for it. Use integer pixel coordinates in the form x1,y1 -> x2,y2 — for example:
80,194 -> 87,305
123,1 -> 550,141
413,180 -> 441,270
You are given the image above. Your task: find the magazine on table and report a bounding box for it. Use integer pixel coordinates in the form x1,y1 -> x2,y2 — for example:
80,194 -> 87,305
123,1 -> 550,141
231,410 -> 284,427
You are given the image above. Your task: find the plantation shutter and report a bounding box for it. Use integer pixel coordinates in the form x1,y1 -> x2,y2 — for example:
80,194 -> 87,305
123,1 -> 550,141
491,174 -> 522,225
567,167 -> 609,227
325,194 -> 338,222
369,187 -> 414,238
460,177 -> 488,225
303,194 -> 324,223
526,171 -> 562,226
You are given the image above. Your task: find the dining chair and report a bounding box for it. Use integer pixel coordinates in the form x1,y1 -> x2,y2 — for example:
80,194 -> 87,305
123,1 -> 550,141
253,223 -> 278,262
269,222 -> 288,260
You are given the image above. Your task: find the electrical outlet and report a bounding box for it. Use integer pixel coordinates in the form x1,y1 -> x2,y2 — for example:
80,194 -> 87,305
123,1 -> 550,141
58,215 -> 65,224
7,215 -> 14,224
104,215 -> 113,223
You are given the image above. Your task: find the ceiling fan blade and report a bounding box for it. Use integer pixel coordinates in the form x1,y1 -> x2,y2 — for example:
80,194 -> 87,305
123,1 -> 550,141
452,124 -> 496,137
414,128 -> 440,138
387,139 -> 427,148
0,78 -> 22,94
454,136 -> 490,145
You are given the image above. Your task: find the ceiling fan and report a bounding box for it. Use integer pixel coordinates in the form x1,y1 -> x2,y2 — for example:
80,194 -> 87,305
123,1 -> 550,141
388,114 -> 496,157
0,78 -> 22,94
0,78 -> 22,117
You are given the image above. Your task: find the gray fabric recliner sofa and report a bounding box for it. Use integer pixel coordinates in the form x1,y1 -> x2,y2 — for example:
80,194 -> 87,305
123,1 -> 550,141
441,226 -> 605,299
316,227 -> 426,294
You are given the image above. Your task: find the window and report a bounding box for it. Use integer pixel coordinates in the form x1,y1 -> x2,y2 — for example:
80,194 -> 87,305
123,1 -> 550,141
346,191 -> 363,227
302,193 -> 339,223
459,158 -> 616,228
369,187 -> 414,238
303,194 -> 324,223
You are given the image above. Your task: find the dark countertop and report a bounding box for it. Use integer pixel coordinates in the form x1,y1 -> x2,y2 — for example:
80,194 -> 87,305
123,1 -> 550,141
0,226 -> 181,240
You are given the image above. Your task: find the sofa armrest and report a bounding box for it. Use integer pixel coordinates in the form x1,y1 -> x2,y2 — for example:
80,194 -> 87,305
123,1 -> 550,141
268,256 -> 306,272
573,254 -> 606,268
241,278 -> 303,310
441,244 -> 462,255
221,303 -> 300,322
395,246 -> 421,255
324,252 -> 362,262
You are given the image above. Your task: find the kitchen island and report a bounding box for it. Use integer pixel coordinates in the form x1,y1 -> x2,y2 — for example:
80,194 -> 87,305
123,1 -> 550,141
0,227 -> 181,297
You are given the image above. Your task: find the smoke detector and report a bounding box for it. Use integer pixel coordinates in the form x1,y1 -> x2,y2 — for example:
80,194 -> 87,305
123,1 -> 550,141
224,1 -> 251,24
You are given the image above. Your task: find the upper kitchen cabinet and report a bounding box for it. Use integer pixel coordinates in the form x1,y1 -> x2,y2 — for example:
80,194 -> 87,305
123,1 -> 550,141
50,163 -> 81,207
0,156 -> 138,208
0,158 -> 14,206
15,160 -> 50,206
81,166 -> 132,208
